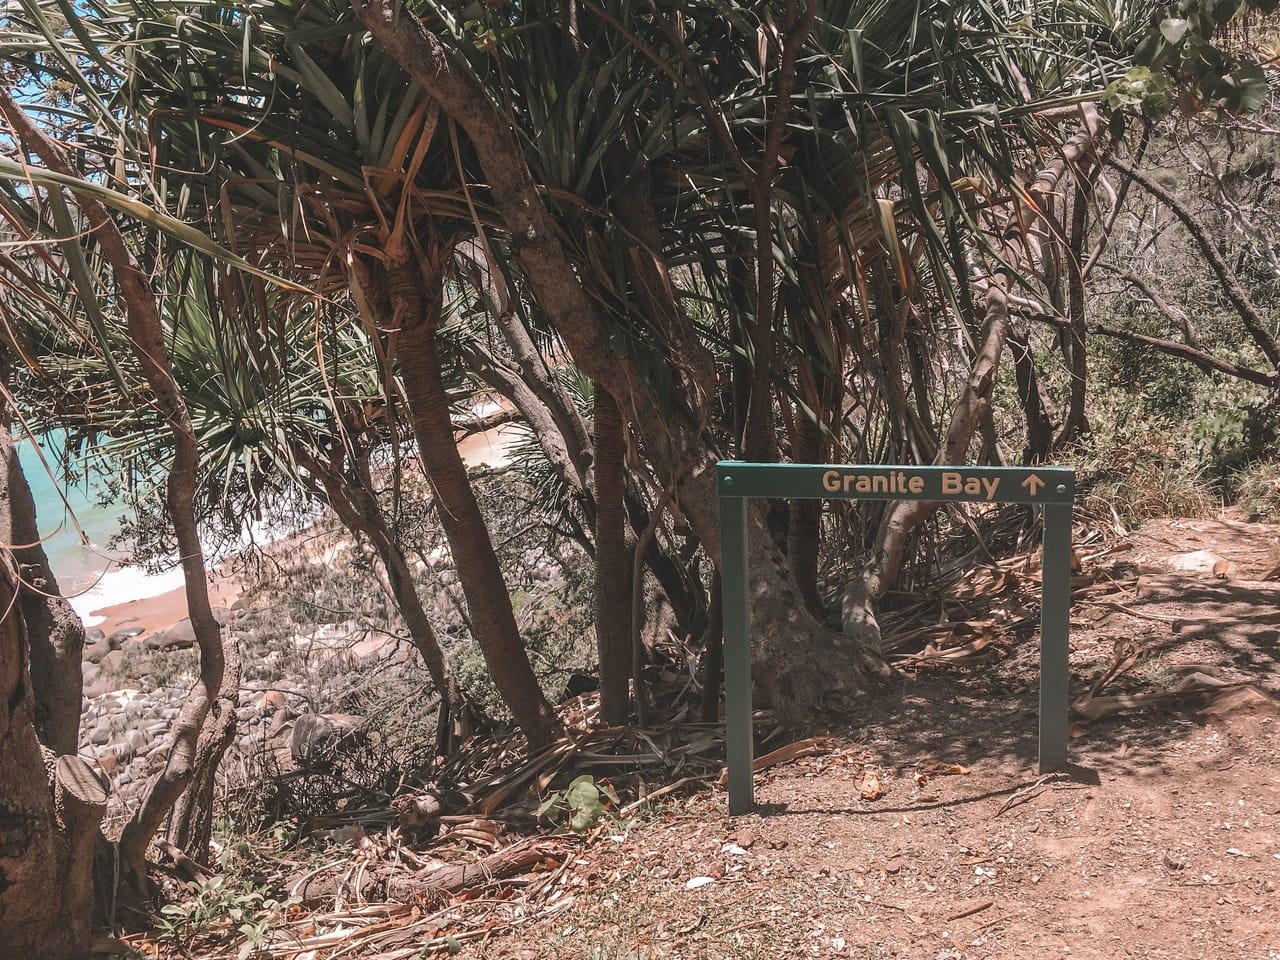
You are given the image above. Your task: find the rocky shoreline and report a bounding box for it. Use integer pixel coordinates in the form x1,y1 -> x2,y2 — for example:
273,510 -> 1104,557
73,423 -> 549,827
78,588 -> 421,825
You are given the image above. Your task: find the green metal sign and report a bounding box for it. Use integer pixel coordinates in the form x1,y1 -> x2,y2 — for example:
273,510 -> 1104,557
717,461 -> 1075,815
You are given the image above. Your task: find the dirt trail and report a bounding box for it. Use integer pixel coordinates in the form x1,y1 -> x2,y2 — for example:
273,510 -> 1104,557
463,513 -> 1280,959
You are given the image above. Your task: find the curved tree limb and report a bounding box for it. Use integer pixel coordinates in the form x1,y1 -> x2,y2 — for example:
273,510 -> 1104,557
0,86 -> 235,881
1107,155 -> 1280,373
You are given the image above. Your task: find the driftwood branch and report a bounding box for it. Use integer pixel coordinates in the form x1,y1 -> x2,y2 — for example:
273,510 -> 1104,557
1024,309 -> 1278,387
453,407 -> 520,439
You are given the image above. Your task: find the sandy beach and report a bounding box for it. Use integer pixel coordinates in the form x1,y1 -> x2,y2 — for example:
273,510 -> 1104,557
79,416 -> 519,641
88,571 -> 242,639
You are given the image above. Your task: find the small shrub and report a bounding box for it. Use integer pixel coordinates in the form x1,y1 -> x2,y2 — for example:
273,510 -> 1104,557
156,874 -> 294,959
537,774 -> 620,832
1233,459 -> 1280,521
1079,444 -> 1217,526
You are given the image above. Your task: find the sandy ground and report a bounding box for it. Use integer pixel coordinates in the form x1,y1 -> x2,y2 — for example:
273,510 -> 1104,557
88,571 -> 242,638
456,421 -> 521,469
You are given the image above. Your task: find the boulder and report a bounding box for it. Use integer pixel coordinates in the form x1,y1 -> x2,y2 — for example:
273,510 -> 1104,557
1164,550 -> 1231,577
99,650 -> 125,675
107,626 -> 145,648
86,627 -> 106,644
288,712 -> 368,770
148,618 -> 197,651
257,690 -> 287,713
84,674 -> 122,700
84,641 -> 113,665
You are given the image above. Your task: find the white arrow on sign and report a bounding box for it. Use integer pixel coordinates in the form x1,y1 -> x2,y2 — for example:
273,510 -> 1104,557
1021,474 -> 1045,495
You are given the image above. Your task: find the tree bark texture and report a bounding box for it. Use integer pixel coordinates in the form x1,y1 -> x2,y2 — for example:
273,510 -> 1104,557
387,262 -> 557,749
0,87 -> 237,883
1057,177 -> 1092,446
1007,322 -> 1057,463
0,535 -> 106,959
592,385 -> 633,724
0,419 -> 84,755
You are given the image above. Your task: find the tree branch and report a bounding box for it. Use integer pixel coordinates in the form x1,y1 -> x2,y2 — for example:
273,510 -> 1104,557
1107,155 -> 1280,373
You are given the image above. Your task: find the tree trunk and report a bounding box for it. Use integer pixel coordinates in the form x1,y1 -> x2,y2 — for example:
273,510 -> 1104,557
306,462 -> 466,753
0,87 -> 236,886
700,570 -> 723,723
455,240 -> 595,487
388,262 -> 557,749
787,405 -> 826,618
1008,322 -> 1057,463
843,271 -> 1015,647
0,417 -> 84,755
1057,177 -> 1091,446
592,384 -> 632,724
462,342 -> 589,509
0,522 -> 106,960
355,2 -> 888,726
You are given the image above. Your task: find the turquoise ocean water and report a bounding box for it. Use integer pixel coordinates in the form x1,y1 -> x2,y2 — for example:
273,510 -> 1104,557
11,431 -> 190,626
18,430 -> 130,595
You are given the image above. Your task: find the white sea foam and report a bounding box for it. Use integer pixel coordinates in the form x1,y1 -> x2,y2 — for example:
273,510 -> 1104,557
67,563 -> 187,627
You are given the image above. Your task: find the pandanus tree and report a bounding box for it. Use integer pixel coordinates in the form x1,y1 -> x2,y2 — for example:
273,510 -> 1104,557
353,0 -> 1143,720
91,0 -> 561,746
41,255 -> 471,752
3,0 -> 1270,734
92,0 -> 1174,721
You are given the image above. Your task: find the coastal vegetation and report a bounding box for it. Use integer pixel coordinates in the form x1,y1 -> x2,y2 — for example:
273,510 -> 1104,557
1,1 -> 1279,957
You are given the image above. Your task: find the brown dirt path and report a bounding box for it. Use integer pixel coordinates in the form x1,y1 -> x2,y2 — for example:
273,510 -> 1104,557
462,513 -> 1280,960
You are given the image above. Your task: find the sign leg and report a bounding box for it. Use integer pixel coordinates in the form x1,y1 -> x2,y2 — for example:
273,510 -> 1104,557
1039,501 -> 1072,772
720,495 -> 754,814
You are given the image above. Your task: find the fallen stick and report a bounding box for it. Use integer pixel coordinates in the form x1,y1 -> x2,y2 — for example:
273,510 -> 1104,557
1080,599 -> 1181,624
387,839 -> 570,903
945,899 -> 993,922
620,775 -> 714,816
992,773 -> 1068,818
716,737 -> 835,786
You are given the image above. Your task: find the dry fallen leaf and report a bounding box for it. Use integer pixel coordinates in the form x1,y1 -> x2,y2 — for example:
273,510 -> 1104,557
1213,559 -> 1231,580
859,772 -> 884,801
